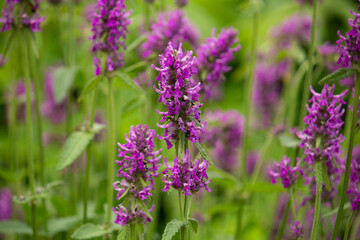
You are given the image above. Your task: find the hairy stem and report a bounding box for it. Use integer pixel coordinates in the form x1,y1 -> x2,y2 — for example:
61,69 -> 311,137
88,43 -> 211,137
311,161 -> 323,240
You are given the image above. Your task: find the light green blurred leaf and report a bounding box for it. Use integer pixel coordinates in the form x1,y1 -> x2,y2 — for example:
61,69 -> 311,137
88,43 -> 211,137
78,76 -> 102,102
71,223 -> 111,239
194,141 -> 214,166
54,66 -> 78,103
0,220 -> 33,235
117,226 -> 129,240
115,72 -> 145,96
41,216 -> 81,237
278,132 -> 300,148
246,182 -> 286,193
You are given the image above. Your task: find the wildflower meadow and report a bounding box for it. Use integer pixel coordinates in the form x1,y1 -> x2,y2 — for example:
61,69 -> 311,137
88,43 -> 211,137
1,0 -> 360,239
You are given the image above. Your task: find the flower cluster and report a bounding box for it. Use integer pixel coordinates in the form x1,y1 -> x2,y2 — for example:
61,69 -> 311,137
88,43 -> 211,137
113,204 -> 154,226
297,84 -> 347,164
41,68 -> 67,124
114,124 -> 161,201
336,8 -> 360,67
346,146 -> 360,211
153,42 -> 204,149
196,27 -> 241,100
141,10 -> 198,58
269,156 -> 303,188
200,110 -> 243,173
90,0 -> 132,76
0,188 -> 12,221
162,150 -> 211,196
0,0 -> 45,32
253,60 -> 289,127
290,221 -> 304,240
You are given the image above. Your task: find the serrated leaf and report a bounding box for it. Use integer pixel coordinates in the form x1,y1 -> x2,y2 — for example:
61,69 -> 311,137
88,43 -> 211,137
278,132 -> 301,148
137,200 -> 153,220
0,220 -> 33,234
187,218 -> 198,234
194,141 -> 214,166
57,131 -> 94,171
318,68 -> 357,85
161,219 -> 189,240
117,226 -> 130,240
116,72 -> 145,96
322,163 -> 331,191
54,66 -> 78,103
189,116 -> 203,127
71,223 -> 111,239
315,162 -> 323,192
78,76 -> 102,102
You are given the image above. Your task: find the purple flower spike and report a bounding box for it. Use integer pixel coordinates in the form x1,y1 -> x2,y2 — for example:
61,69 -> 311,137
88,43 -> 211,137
0,0 -> 45,32
162,150 -> 211,196
269,156 -> 303,189
346,146 -> 360,211
153,42 -> 204,149
290,221 -> 304,240
113,204 -> 154,226
90,0 -> 132,75
297,84 -> 347,164
114,124 -> 162,201
196,27 -> 241,100
336,9 -> 360,67
0,188 -> 12,221
141,10 -> 198,58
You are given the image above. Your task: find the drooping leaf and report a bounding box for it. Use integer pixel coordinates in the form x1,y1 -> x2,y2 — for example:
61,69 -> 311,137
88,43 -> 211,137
71,223 -> 112,239
187,218 -> 198,234
78,76 -> 102,102
193,141 -> 214,166
0,220 -> 33,235
54,66 -> 78,103
278,132 -> 301,148
57,131 -> 94,171
161,219 -> 189,240
117,226 -> 130,240
318,68 -> 357,85
115,72 -> 145,96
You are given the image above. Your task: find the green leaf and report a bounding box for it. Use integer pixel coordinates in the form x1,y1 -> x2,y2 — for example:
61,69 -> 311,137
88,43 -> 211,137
115,72 -> 145,96
322,163 -> 331,191
136,223 -> 144,238
41,216 -> 81,237
57,131 -> 94,171
246,182 -> 286,193
78,76 -> 102,102
318,68 -> 357,85
161,219 -> 189,240
238,0 -> 264,16
54,66 -> 78,103
136,200 -> 153,220
189,116 -> 203,128
207,167 -> 240,190
123,61 -> 147,73
2,29 -> 15,59
314,162 -> 323,193
0,220 -> 33,235
187,218 -> 198,234
278,132 -> 300,148
71,223 -> 112,239
91,123 -> 106,134
322,202 -> 351,218
206,202 -> 239,216
193,141 -> 214,166
117,226 -> 130,240
126,35 -> 146,53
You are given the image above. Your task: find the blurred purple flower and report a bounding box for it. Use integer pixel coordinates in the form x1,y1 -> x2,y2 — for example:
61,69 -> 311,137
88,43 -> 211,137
153,42 -> 204,149
0,188 -> 12,221
269,156 -> 303,188
134,71 -> 153,89
200,110 -> 243,173
246,151 -> 259,176
290,221 -> 304,239
0,54 -> 6,67
41,68 -> 67,124
346,146 -> 360,211
176,0 -> 188,7
196,27 -> 241,100
0,0 -> 45,32
162,150 -> 211,196
336,8 -> 360,67
113,204 -> 154,226
90,0 -> 132,75
114,124 -> 161,201
141,10 -> 198,58
297,84 -> 347,164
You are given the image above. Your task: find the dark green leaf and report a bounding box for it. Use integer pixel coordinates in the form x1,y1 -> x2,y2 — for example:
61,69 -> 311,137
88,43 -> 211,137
161,219 -> 189,240
278,132 -> 301,148
78,76 -> 102,102
194,141 -> 214,166
57,131 -> 94,171
71,223 -> 112,239
187,218 -> 198,234
54,66 -> 78,103
318,68 -> 357,85
0,220 -> 33,235
115,72 -> 145,96
117,226 -> 130,240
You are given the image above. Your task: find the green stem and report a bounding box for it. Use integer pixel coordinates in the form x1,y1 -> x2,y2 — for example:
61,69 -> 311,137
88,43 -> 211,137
299,0 -> 317,129
106,78 -> 115,227
83,89 -> 98,223
289,188 -> 297,221
178,191 -> 183,221
130,223 -> 136,240
311,162 -> 323,240
276,198 -> 290,240
250,134 -> 273,183
234,197 -> 245,239
350,213 -> 360,240
344,211 -> 356,240
23,29 -> 37,240
331,72 -> 360,240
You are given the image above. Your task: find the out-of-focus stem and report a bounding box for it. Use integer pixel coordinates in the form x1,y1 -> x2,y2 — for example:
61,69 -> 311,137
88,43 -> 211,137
299,0 -> 317,129
289,188 -> 297,221
344,211 -> 356,240
331,72 -> 360,240
276,198 -> 290,240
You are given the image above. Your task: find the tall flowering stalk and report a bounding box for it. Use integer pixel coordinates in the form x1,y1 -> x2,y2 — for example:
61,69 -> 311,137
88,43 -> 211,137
297,84 -> 346,240
89,0 -> 132,227
113,125 -> 161,238
331,6 -> 360,239
153,42 -> 209,240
